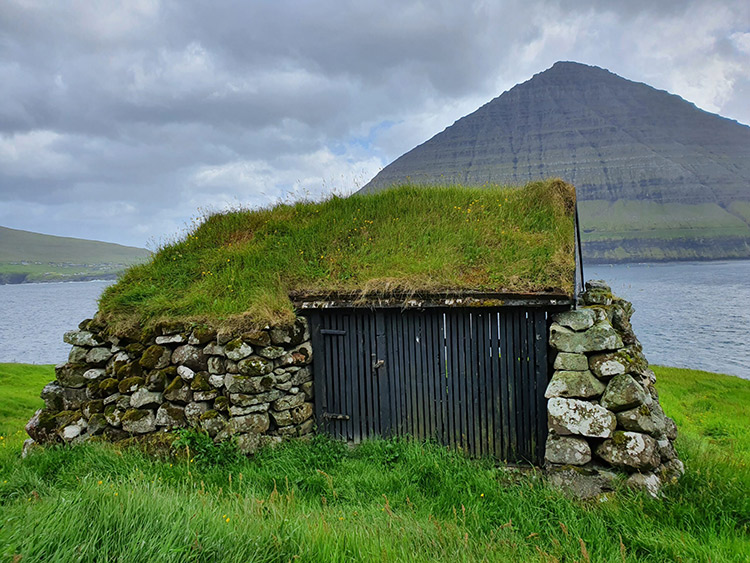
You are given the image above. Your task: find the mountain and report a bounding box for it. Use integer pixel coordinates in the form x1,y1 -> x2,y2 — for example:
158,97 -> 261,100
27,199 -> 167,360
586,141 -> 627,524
0,225 -> 150,284
359,61 -> 750,262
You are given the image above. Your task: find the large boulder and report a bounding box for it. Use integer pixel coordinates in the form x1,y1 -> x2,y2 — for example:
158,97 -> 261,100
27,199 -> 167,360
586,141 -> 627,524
600,374 -> 649,412
544,370 -> 605,399
547,398 -> 616,438
549,321 -> 623,354
595,431 -> 660,471
553,352 -> 589,371
225,373 -> 274,394
545,434 -> 591,465
553,309 -> 596,331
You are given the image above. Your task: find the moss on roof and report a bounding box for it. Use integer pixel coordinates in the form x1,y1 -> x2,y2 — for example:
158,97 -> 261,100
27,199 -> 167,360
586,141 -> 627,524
98,179 -> 576,332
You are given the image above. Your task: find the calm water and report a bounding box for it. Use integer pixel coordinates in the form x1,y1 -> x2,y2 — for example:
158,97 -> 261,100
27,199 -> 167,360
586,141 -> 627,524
1,261 -> 749,379
587,261 -> 750,380
0,280 -> 112,364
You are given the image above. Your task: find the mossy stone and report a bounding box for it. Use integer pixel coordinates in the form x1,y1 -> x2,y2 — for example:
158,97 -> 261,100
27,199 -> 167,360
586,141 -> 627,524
99,378 -> 120,396
146,370 -> 167,392
139,345 -> 169,369
125,342 -> 146,357
214,396 -> 229,412
121,408 -> 149,423
190,372 -> 212,391
118,376 -> 145,394
55,363 -> 88,388
116,362 -> 143,381
191,326 -> 217,345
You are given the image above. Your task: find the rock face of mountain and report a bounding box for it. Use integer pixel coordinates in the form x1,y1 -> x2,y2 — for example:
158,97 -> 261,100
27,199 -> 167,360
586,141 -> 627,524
359,62 -> 750,262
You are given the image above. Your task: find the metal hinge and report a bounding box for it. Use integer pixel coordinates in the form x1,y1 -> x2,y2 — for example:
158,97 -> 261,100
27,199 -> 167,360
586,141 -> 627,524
322,412 -> 350,421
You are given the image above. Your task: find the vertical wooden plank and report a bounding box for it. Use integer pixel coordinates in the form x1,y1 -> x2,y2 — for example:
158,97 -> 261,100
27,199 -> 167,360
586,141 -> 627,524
376,311 -> 389,438
467,312 -> 479,457
416,313 -> 427,441
347,312 -> 361,443
489,311 -> 502,459
526,309 -> 537,462
425,311 -> 438,441
458,311 -> 469,453
439,311 -> 449,447
447,310 -> 458,449
309,313 -> 324,435
477,311 -> 490,458
368,311 -> 380,436
503,310 -> 516,460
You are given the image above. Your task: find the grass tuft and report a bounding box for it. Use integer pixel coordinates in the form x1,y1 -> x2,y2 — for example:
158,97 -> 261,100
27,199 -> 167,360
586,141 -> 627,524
97,180 -> 576,333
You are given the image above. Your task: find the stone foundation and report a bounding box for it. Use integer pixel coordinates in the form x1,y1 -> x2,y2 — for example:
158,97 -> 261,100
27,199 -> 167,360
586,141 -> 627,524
25,317 -> 315,454
544,280 -> 684,498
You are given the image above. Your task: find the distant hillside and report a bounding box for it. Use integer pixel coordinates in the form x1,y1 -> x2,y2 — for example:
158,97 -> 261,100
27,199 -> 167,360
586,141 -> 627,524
360,61 -> 750,262
0,226 -> 150,284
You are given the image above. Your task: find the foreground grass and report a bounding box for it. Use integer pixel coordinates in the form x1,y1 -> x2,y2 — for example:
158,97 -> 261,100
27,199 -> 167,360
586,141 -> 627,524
99,180 -> 575,332
1,364 -> 748,561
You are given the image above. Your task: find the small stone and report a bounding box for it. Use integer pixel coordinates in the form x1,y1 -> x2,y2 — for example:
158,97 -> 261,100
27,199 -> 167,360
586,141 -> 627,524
229,404 -> 269,416
216,328 -> 233,346
616,404 -> 664,436
626,472 -> 662,498
121,409 -> 156,434
236,433 -> 261,455
118,376 -> 145,394
545,465 -> 617,500
104,405 -> 124,427
300,381 -> 314,400
86,347 -> 113,366
62,387 -> 89,410
243,329 -> 271,347
194,390 -> 219,402
600,374 -> 648,412
553,352 -> 589,371
190,372 -> 212,391
83,368 -> 106,381
22,438 -> 39,458
68,346 -> 88,363
63,330 -> 104,347
257,346 -> 285,360
290,402 -> 313,424
289,367 -> 312,385
55,363 -> 88,388
224,339 -> 254,361
82,399 -> 104,419
230,413 -> 270,434
203,342 -> 226,357
544,370 -> 605,399
660,459 -> 685,483
155,334 -> 186,345
103,391 -> 121,405
208,374 -> 225,388
275,381 -> 293,391
172,345 -> 208,371
588,351 -> 628,379
130,388 -> 163,409
225,373 -> 275,394
190,326 -> 217,346
177,365 -> 195,381
596,431 -> 660,471
61,424 -> 83,441
116,361 -> 143,380
185,402 -> 209,427
297,418 -> 315,436
547,397 -> 616,438
207,356 -> 226,374
163,377 -> 193,405
139,345 -> 171,370
553,309 -> 596,331
270,409 -> 293,427
545,434 -> 592,465
585,280 -> 611,292
230,389 -> 283,406
237,356 -> 273,377
155,404 -> 186,428
272,392 -> 305,411
41,382 -> 65,411
656,438 -> 678,462
146,370 -> 168,392
87,413 -> 108,435
200,410 -> 227,437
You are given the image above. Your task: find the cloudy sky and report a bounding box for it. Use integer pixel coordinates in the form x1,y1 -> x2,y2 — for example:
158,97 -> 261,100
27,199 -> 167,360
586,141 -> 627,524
1,0 -> 748,249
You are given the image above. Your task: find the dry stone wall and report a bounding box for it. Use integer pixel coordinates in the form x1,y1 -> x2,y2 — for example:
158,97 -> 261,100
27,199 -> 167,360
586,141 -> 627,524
545,280 -> 684,498
25,317 -> 315,454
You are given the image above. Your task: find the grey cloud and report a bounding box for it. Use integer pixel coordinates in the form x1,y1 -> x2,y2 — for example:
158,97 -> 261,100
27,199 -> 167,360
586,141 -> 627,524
0,0 -> 748,247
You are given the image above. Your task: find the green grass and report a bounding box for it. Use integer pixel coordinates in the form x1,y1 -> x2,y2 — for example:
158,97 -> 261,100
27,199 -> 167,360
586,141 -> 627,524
98,180 -> 576,332
1,363 -> 749,561
0,363 -> 52,435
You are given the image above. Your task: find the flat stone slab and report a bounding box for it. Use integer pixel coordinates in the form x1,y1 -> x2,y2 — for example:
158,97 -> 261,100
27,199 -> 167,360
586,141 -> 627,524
545,370 -> 605,399
547,397 -> 616,438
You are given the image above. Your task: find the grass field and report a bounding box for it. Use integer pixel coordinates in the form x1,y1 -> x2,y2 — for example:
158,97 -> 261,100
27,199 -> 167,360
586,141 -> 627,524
98,180 -> 576,333
0,363 -> 748,561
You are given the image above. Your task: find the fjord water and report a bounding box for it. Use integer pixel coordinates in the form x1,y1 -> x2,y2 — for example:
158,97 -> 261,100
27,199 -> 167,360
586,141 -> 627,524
587,260 -> 750,380
0,280 -> 112,364
0,261 -> 748,379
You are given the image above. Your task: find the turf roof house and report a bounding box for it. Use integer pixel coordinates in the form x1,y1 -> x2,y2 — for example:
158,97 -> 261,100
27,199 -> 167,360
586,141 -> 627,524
26,179 -> 682,498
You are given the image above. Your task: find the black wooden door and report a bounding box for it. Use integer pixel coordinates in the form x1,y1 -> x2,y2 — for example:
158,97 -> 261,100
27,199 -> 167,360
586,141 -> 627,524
308,307 -> 550,464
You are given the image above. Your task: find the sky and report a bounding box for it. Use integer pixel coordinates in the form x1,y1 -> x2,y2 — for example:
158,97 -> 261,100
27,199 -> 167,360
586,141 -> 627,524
1,0 -> 749,249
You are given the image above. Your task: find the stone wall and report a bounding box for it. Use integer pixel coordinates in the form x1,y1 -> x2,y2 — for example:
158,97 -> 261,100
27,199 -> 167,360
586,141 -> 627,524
25,317 -> 315,454
544,280 -> 684,498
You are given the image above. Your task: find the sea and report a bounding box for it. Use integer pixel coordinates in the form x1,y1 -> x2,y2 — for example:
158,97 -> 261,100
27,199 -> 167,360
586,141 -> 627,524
1,261 -> 749,379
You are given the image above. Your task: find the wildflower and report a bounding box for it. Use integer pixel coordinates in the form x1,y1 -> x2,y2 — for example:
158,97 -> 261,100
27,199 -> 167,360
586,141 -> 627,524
226,517 -> 230,523
98,480 -> 103,485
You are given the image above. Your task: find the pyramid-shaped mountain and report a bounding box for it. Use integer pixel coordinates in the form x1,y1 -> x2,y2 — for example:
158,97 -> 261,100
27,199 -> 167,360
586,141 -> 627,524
359,62 -> 750,262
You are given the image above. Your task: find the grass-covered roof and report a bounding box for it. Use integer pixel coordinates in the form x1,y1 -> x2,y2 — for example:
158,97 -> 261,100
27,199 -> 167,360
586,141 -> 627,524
99,179 -> 576,332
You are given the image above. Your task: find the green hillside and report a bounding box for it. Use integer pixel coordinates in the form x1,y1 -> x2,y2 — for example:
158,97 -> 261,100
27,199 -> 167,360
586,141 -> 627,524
99,180 -> 576,332
0,226 -> 150,284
